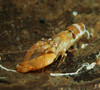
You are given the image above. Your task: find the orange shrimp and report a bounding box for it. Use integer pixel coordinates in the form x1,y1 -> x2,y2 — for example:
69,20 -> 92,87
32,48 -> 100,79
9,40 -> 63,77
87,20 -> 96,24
16,23 -> 90,73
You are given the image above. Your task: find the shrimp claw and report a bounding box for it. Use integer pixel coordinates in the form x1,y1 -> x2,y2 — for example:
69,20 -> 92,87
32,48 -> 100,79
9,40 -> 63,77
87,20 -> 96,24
17,53 -> 56,73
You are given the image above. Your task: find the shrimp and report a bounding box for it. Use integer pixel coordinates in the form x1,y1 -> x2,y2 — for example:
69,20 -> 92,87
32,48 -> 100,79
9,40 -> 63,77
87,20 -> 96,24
16,23 -> 90,73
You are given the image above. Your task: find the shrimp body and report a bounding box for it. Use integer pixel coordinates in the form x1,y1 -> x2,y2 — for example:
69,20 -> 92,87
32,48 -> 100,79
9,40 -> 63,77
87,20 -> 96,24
17,23 -> 89,73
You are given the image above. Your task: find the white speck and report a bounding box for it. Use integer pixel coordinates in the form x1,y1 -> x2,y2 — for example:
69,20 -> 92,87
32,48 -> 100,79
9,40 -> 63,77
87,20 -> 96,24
64,53 -> 67,56
48,38 -> 52,41
64,49 -> 66,51
63,42 -> 68,47
72,11 -> 78,16
41,42 -> 44,45
48,60 -> 50,64
81,43 -> 88,49
41,38 -> 45,40
71,39 -> 75,43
